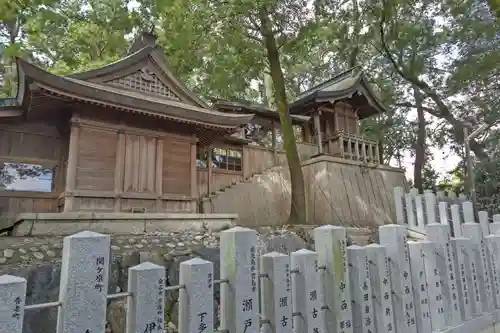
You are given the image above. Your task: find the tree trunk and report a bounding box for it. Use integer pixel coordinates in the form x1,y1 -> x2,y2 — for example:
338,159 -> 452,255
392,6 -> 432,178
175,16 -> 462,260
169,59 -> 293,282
413,85 -> 426,192
259,7 -> 307,225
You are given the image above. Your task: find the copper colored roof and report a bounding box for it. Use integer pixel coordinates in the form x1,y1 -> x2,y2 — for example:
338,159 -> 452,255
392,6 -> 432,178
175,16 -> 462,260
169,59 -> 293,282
289,67 -> 387,119
5,58 -> 253,131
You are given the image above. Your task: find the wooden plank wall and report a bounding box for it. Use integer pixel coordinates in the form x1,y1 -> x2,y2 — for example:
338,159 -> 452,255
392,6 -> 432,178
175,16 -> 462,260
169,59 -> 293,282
0,121 -> 66,220
70,117 -> 196,212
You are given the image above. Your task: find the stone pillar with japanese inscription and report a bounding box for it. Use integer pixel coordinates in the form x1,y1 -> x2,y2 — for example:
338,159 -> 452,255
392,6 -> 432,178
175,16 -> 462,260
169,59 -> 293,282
450,204 -> 462,237
347,245 -> 375,333
425,223 -> 462,326
424,191 -> 437,225
0,275 -> 26,333
439,201 -> 449,225
462,222 -> 494,312
415,195 -> 425,228
405,192 -> 416,229
56,231 -> 110,333
394,186 -> 405,225
127,262 -> 166,333
490,214 -> 500,235
378,225 -> 417,333
291,249 -> 325,333
179,258 -> 214,333
314,225 -> 353,333
451,237 -> 474,320
485,235 -> 500,308
260,252 -> 293,333
365,244 -> 395,333
407,241 -> 432,333
220,227 -> 259,333
462,201 -> 475,223
479,210 -> 490,237
415,241 -> 448,331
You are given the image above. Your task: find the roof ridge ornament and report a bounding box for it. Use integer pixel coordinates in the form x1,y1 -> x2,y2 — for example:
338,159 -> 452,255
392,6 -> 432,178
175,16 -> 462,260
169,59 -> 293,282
139,68 -> 155,82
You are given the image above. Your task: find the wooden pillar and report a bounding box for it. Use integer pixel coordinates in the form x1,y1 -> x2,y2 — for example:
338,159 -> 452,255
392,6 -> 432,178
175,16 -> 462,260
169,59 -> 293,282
113,129 -> 125,211
190,137 -> 197,200
155,137 -> 163,211
303,123 -> 311,143
271,120 -> 277,164
313,113 -> 323,154
64,120 -> 80,212
207,146 -> 213,195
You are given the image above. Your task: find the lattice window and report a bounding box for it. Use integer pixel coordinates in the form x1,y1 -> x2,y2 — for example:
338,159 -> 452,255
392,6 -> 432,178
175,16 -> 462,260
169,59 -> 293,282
108,68 -> 181,100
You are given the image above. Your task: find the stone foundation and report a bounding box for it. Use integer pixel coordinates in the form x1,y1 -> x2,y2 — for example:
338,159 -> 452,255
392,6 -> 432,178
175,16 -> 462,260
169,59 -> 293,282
11,212 -> 237,236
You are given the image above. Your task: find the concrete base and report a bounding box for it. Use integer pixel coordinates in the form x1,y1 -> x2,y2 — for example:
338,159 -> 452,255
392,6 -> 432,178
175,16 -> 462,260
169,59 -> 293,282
11,212 -> 238,236
444,309 -> 500,333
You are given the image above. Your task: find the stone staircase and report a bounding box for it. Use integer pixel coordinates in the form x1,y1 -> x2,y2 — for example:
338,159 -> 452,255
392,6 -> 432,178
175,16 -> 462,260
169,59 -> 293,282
198,164 -> 291,225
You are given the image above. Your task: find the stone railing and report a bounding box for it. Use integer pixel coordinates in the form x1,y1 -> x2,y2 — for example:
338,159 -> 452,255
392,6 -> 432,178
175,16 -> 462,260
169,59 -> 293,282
3,222 -> 500,333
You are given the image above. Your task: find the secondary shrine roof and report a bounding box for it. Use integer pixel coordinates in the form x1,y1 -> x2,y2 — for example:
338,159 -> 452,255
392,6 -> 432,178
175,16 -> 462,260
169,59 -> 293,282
289,67 -> 387,119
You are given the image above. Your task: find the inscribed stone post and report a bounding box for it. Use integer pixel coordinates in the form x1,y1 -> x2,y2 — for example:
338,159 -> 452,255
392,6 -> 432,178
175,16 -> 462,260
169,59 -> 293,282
56,231 -> 110,333
490,214 -> 500,235
378,225 -> 417,333
347,246 -> 374,333
220,227 -> 259,333
415,195 -> 425,228
407,241 -> 432,333
290,249 -> 324,333
314,225 -> 353,333
424,192 -> 437,225
179,258 -> 214,333
462,223 -> 494,312
405,193 -> 416,229
484,235 -> 500,309
365,244 -> 395,333
127,262 -> 166,333
394,186 -> 405,225
451,205 -> 462,238
478,211 -> 490,237
419,241 -> 448,330
462,202 -> 474,223
451,237 -> 474,320
260,252 -> 292,333
425,223 -> 462,326
0,275 -> 26,333
439,201 -> 449,225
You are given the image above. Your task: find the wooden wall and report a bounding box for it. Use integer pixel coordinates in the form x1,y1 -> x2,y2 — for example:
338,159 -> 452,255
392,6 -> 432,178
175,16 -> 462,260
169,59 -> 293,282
0,120 -> 67,220
67,115 -> 197,213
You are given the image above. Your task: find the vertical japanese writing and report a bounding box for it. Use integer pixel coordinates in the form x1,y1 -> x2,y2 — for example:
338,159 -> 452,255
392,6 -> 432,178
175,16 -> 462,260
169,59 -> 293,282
402,267 -> 414,326
95,256 -> 105,292
198,312 -> 207,333
11,296 -> 21,320
460,260 -> 469,305
491,247 -> 500,295
472,261 -> 480,303
480,239 -> 492,297
285,263 -> 290,293
250,246 -> 257,293
362,255 -> 373,333
445,241 -> 459,311
156,278 -> 164,331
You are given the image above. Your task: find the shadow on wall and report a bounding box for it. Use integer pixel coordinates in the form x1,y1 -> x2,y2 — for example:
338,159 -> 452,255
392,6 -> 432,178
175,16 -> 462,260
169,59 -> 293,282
202,158 -> 407,228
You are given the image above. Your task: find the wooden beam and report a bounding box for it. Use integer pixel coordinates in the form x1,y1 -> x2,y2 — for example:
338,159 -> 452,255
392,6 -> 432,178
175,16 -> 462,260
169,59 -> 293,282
64,121 -> 80,212
155,137 -> 164,210
313,113 -> 323,154
113,129 -> 125,211
207,146 -> 213,195
190,135 -> 198,199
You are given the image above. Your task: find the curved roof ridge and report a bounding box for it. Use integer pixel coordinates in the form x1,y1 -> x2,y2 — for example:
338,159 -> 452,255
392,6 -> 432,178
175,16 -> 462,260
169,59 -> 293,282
68,46 -> 154,80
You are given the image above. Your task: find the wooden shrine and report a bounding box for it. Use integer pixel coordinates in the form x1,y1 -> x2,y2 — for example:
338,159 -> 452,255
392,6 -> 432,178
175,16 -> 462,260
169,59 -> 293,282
0,32 -> 388,221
